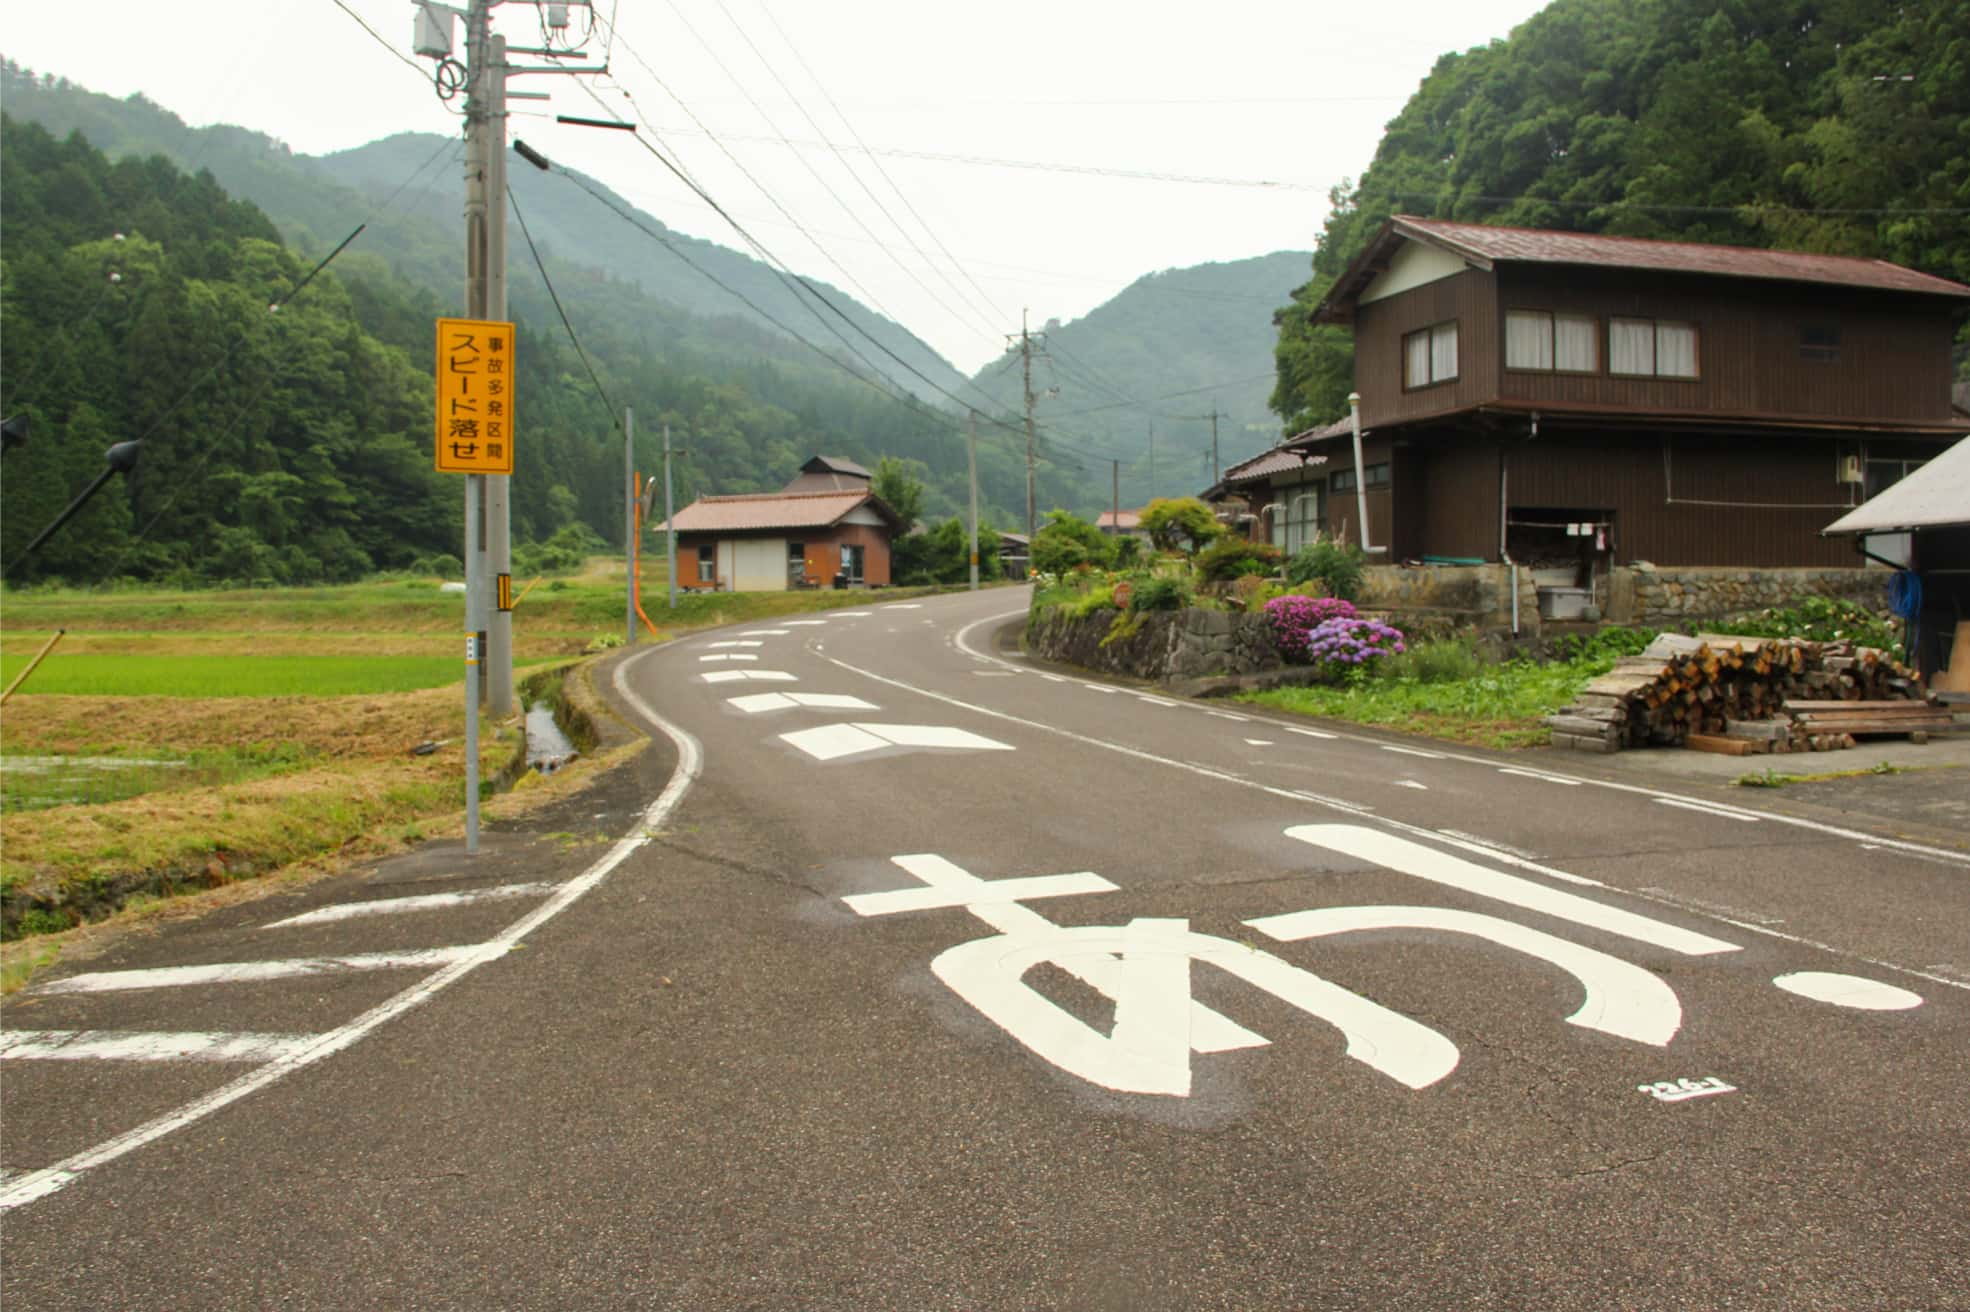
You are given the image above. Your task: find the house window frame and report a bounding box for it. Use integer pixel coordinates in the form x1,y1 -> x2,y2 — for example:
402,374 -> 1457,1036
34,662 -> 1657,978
1331,469 -> 1358,494
1401,319 -> 1460,390
839,542 -> 865,585
1800,322 -> 1841,364
1608,316 -> 1700,380
1505,308 -> 1600,374
696,542 -> 716,584
1363,462 -> 1391,488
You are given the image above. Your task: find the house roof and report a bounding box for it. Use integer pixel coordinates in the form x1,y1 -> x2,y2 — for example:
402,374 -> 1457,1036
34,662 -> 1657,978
1203,421 -> 1350,499
1823,436 -> 1970,535
801,455 -> 871,479
655,490 -> 900,535
1096,509 -> 1142,530
1317,215 -> 1970,323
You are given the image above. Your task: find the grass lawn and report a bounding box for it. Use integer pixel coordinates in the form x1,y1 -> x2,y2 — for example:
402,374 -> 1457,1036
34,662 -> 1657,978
0,560 -> 991,950
1237,655 -> 1622,749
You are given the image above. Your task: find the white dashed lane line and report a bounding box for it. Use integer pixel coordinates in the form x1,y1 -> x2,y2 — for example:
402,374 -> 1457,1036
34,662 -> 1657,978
702,670 -> 798,683
0,1031 -> 315,1064
263,884 -> 559,929
32,947 -> 487,995
1654,798 -> 1760,823
1380,745 -> 1446,760
1498,768 -> 1582,786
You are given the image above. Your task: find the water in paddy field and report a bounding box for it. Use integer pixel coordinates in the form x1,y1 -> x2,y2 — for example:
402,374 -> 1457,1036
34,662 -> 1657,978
524,702 -> 578,774
0,756 -> 189,810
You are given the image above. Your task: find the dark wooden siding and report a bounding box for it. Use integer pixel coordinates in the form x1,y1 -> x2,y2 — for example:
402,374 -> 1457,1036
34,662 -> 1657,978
1416,439 -> 1503,560
1353,269 -> 1498,427
1492,267 -> 1960,424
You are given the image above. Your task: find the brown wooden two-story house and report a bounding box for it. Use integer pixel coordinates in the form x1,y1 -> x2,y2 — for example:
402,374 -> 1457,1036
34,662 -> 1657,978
1215,217 -> 1970,577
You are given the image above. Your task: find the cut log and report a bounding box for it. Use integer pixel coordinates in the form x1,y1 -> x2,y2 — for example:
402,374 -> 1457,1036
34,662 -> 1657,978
1685,733 -> 1761,755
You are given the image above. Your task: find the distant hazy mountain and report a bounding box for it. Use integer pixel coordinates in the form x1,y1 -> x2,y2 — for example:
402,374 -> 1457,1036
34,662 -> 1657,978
0,63 -> 970,406
963,253 -> 1306,513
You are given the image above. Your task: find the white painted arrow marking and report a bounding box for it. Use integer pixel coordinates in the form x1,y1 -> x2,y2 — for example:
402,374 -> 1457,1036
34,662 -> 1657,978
1285,824 -> 1739,956
33,947 -> 485,994
0,1031 -> 314,1064
726,692 -> 878,715
264,883 -> 557,928
781,724 -> 1015,761
1249,904 -> 1684,1046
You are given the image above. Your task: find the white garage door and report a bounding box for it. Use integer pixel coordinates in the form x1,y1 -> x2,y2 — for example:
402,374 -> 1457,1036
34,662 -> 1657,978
733,538 -> 786,591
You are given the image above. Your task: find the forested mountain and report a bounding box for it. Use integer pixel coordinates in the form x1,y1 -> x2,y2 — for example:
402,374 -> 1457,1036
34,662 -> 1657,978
1272,0 -> 1970,433
0,68 -> 1080,583
961,253 -> 1309,513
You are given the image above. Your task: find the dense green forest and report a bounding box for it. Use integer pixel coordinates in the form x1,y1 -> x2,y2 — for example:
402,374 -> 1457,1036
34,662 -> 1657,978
1272,0 -> 1970,432
959,254 -> 1309,512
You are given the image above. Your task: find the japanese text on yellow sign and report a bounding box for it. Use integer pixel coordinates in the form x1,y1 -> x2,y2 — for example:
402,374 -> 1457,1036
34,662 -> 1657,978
434,317 -> 515,474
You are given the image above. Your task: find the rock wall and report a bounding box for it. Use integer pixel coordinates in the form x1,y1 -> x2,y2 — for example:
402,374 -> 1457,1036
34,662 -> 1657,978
1359,564 -> 1537,635
1025,606 -> 1284,682
1606,565 -> 1889,625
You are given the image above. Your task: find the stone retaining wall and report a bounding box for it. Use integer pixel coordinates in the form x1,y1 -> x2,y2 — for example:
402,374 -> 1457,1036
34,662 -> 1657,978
1025,605 -> 1283,682
1606,565 -> 1888,625
1359,564 -> 1534,633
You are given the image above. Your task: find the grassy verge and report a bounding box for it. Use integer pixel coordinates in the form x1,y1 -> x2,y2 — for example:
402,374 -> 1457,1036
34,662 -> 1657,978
0,562 -> 981,948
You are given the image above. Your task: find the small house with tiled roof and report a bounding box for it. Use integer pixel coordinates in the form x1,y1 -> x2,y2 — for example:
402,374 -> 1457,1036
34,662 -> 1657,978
780,454 -> 873,494
655,477 -> 903,591
1221,217 -> 1970,581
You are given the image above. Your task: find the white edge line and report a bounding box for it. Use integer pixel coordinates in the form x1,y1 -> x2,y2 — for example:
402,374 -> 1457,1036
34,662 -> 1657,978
931,606 -> 1965,988
0,646 -> 702,1214
1653,797 -> 1761,823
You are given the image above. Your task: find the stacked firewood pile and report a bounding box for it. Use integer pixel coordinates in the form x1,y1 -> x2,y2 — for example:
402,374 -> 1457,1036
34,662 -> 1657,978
1547,633 -> 1951,754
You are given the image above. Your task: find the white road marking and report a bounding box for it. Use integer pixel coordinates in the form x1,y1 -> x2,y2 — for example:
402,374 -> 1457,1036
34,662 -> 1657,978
1286,727 -> 1337,740
1244,739 -> 1274,747
1773,972 -> 1923,1010
1381,745 -> 1445,759
972,671 -> 1016,677
846,856 -> 1116,916
1653,798 -> 1760,822
1638,1076 -> 1736,1103
780,723 -> 1016,762
1393,780 -> 1429,790
1499,768 -> 1582,786
852,855 -> 1262,1056
1207,711 -> 1251,722
886,603 -> 923,609
726,692 -> 877,715
1083,684 -> 1117,694
702,670 -> 798,683
697,654 -> 759,663
0,646 -> 706,1213
946,605 -> 1970,874
1284,825 -> 1739,957
830,611 -> 873,617
1250,904 -> 1683,1047
933,917 -> 1459,1096
263,884 -> 558,929
1041,673 -> 1068,683
33,947 -> 485,995
1136,696 -> 1176,707
783,620 -> 829,626
0,1031 -> 314,1064
707,640 -> 763,649
738,630 -> 790,636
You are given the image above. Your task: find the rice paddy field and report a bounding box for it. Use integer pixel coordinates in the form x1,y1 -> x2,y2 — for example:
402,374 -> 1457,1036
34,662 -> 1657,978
0,560 -> 956,953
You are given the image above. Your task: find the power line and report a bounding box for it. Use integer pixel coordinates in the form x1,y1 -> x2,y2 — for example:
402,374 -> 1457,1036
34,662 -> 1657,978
506,179 -> 619,427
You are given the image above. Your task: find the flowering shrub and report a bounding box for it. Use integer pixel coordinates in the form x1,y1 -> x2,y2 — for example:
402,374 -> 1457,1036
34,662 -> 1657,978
1264,595 -> 1358,661
1302,617 -> 1406,672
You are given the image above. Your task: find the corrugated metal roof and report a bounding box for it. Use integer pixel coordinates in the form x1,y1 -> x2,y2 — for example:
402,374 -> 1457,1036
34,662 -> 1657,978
1397,215 -> 1970,298
1823,436 -> 1970,534
656,490 -> 883,534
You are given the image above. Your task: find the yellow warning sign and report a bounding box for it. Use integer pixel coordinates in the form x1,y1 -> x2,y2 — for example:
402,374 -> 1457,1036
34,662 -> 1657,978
434,317 -> 515,474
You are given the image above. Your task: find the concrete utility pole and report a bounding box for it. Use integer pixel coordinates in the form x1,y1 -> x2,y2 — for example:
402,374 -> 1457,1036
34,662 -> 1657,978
663,422 -> 678,609
1009,309 -> 1044,545
966,413 -> 980,592
1111,460 -> 1120,535
624,407 -> 636,646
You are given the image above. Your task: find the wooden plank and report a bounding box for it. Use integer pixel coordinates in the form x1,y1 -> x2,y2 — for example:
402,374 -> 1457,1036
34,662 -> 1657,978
1685,733 -> 1761,756
1723,720 -> 1790,741
1783,699 -> 1937,711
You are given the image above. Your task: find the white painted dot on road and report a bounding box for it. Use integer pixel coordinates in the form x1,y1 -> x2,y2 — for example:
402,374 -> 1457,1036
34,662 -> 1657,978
32,946 -> 486,995
1244,739 -> 1274,747
698,653 -> 759,663
0,1030 -> 314,1064
707,640 -> 763,649
780,723 -> 1016,762
1499,768 -> 1582,786
1774,971 -> 1923,1011
702,670 -> 798,683
1207,711 -> 1251,722
739,629 -> 790,636
1286,726 -> 1336,740
264,883 -> 558,928
1381,745 -> 1445,760
727,692 -> 878,715
1393,780 -> 1429,791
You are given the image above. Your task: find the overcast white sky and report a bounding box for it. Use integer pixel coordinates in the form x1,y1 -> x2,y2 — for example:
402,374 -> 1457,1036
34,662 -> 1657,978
2,0 -> 1550,374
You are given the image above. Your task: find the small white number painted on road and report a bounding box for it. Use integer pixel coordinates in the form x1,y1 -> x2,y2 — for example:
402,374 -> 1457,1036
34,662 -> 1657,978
1637,1077 -> 1736,1103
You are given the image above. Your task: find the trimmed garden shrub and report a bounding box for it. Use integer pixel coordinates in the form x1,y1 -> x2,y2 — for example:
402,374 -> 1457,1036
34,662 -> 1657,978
1196,537 -> 1282,584
1284,539 -> 1365,601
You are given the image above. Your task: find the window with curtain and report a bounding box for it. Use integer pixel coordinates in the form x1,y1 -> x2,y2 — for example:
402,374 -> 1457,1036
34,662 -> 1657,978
1284,489 -> 1323,552
1509,310 -> 1599,372
1402,320 -> 1459,388
1610,316 -> 1698,378
1364,463 -> 1390,487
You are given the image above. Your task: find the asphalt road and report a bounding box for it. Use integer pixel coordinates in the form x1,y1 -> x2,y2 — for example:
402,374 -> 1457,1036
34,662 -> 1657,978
4,586 -> 1967,1310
